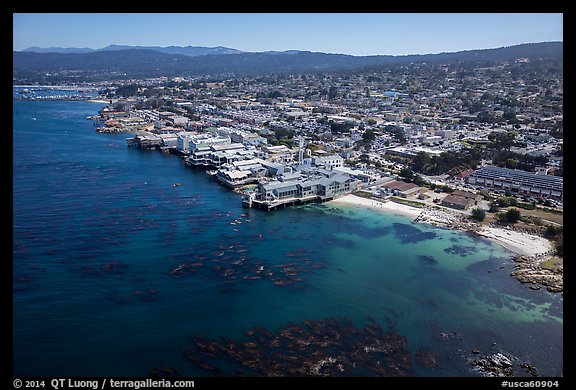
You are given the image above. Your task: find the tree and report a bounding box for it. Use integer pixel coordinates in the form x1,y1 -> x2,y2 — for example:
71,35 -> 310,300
113,102 -> 126,111
499,208 -> 521,223
399,167 -> 415,182
413,174 -> 425,186
555,238 -> 563,257
412,151 -> 431,173
115,84 -> 139,97
328,86 -> 338,101
544,225 -> 562,239
362,129 -> 376,144
268,90 -> 283,99
471,208 -> 486,221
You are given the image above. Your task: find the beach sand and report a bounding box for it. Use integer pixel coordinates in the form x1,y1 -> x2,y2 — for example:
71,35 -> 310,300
331,194 -> 422,218
330,194 -> 554,257
474,227 -> 554,257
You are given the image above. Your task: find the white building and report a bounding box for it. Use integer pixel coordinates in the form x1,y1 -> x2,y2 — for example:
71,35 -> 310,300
177,133 -> 231,152
312,154 -> 344,170
262,145 -> 293,163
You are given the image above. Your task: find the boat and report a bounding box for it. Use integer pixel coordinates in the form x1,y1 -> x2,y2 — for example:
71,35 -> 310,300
172,182 -> 181,187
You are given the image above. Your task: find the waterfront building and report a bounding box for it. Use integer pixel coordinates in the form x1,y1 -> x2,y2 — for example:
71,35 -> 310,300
217,127 -> 268,147
126,134 -> 162,149
177,132 -> 231,153
384,180 -> 421,197
243,169 -> 357,210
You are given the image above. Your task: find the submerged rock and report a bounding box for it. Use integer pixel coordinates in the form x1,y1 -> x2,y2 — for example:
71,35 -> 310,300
183,317 -> 414,376
415,347 -> 439,370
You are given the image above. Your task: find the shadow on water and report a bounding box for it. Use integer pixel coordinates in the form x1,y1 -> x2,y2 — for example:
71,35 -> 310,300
392,223 -> 438,244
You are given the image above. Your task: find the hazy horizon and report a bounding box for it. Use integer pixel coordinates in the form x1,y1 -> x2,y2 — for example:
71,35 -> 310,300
13,13 -> 563,56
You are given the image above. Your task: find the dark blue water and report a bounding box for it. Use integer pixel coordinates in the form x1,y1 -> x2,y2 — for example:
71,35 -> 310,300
13,99 -> 563,377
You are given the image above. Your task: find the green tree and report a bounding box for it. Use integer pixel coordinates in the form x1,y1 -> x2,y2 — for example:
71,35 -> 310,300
555,238 -> 563,257
362,129 -> 376,145
471,208 -> 486,221
399,168 -> 415,182
412,151 -> 431,173
115,84 -> 139,97
499,208 -> 521,223
413,175 -> 425,186
328,86 -> 338,101
544,225 -> 563,239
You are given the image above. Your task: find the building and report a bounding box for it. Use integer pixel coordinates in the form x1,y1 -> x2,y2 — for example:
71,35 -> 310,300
448,168 -> 475,184
186,143 -> 253,168
262,145 -> 293,163
177,133 -> 231,153
441,194 -> 475,210
218,127 -> 268,147
159,134 -> 179,148
215,158 -> 269,187
467,166 -> 563,200
384,180 -> 421,197
243,170 -> 357,210
385,146 -> 443,159
312,154 -> 344,170
188,134 -> 231,151
126,134 -> 162,149
451,189 -> 482,203
440,189 -> 481,211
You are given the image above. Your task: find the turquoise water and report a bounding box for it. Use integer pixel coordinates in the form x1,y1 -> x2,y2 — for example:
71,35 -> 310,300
12,99 -> 563,377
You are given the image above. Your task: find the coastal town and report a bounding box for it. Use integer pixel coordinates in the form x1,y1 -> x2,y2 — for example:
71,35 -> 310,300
17,54 -> 563,293
13,11 -> 565,380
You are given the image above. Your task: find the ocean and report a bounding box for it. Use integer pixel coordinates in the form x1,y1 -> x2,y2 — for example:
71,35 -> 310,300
12,98 -> 563,377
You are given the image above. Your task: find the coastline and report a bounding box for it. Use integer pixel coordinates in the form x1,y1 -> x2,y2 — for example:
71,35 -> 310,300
330,194 -> 554,258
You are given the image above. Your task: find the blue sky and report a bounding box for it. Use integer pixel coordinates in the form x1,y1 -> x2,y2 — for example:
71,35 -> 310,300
13,13 -> 563,56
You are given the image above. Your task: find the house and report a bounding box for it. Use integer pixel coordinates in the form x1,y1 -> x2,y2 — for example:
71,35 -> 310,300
384,180 -> 421,197
441,194 -> 475,210
451,189 -> 482,203
449,168 -> 475,184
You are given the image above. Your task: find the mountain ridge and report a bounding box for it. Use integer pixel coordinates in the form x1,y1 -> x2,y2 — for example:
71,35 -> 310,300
14,42 -> 563,82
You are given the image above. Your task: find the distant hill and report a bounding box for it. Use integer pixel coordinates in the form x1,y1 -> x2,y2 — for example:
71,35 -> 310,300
23,46 -> 95,54
14,42 -> 563,81
23,44 -> 244,57
97,44 -> 244,56
262,50 -> 303,55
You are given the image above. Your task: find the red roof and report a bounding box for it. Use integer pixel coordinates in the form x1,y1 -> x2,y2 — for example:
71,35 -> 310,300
454,168 -> 474,179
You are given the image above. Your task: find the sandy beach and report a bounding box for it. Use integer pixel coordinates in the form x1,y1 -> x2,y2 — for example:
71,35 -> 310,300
331,194 -> 554,257
474,227 -> 554,257
331,193 -> 422,218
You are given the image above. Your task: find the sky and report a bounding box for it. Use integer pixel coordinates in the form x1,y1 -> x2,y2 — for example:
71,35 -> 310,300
13,13 -> 563,56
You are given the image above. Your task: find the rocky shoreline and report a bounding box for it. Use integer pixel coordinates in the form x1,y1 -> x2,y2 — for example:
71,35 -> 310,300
437,218 -> 563,293
510,254 -> 563,293
333,195 -> 563,293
